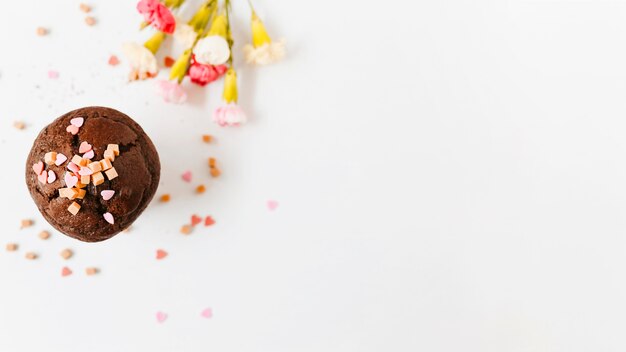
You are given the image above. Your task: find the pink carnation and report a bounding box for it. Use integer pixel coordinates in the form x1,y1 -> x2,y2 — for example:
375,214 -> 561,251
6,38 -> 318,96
188,62 -> 228,86
137,0 -> 176,34
156,80 -> 187,104
213,103 -> 247,127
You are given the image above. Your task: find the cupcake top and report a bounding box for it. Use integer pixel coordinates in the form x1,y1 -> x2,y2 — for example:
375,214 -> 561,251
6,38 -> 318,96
25,106 -> 160,242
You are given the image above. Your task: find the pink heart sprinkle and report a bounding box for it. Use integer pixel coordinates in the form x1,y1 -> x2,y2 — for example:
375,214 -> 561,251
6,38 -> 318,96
267,200 -> 279,211
79,167 -> 93,176
103,212 -> 114,224
66,125 -> 79,135
181,170 -> 192,183
55,153 -> 68,166
70,117 -> 84,127
101,190 -> 115,201
47,170 -> 56,183
32,161 -> 44,175
38,172 -> 48,184
48,70 -> 59,79
156,311 -> 167,323
67,162 -> 80,173
64,173 -> 78,188
79,141 -> 92,153
200,308 -> 213,319
83,150 -> 95,160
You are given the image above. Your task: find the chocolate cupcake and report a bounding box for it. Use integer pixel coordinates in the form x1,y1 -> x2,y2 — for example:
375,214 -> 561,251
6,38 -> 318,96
25,107 -> 160,242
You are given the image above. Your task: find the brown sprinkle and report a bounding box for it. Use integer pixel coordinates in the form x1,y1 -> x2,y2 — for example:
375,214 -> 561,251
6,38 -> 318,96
202,135 -> 213,143
25,252 -> 38,260
180,224 -> 193,235
60,249 -> 73,260
196,185 -> 206,194
6,243 -> 18,252
79,3 -> 91,13
159,194 -> 171,203
85,16 -> 96,26
85,267 -> 99,276
36,27 -> 48,36
20,219 -> 34,229
13,121 -> 25,130
38,231 -> 50,240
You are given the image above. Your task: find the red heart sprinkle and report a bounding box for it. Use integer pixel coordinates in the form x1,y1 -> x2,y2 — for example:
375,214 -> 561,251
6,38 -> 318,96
156,249 -> 168,260
191,215 -> 202,226
204,216 -> 215,226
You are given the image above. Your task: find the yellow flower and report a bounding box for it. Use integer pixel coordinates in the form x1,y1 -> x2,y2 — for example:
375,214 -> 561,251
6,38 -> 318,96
222,68 -> 238,103
144,32 -> 166,55
243,12 -> 285,65
170,50 -> 193,83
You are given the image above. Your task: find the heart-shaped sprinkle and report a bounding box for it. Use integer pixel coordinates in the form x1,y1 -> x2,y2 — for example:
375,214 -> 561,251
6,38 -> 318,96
101,190 -> 115,201
267,200 -> 279,211
66,125 -> 79,135
64,173 -> 78,188
79,167 -> 93,176
191,215 -> 202,226
156,249 -> 168,260
55,153 -> 68,166
156,311 -> 167,323
79,141 -> 92,153
70,117 -> 84,127
48,70 -> 59,79
61,267 -> 72,277
38,172 -> 48,184
200,308 -> 213,319
67,162 -> 80,173
47,170 -> 56,183
103,212 -> 114,224
205,216 -> 215,226
181,170 -> 192,183
83,150 -> 94,160
32,161 -> 44,175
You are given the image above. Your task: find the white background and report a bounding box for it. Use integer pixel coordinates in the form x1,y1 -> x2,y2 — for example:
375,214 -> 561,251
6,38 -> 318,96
0,0 -> 625,351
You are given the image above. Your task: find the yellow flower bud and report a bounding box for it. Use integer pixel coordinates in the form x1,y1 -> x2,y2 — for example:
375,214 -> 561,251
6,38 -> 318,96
144,32 -> 166,55
188,1 -> 215,33
251,12 -> 272,48
165,0 -> 185,9
208,14 -> 228,37
222,68 -> 238,103
169,50 -> 192,83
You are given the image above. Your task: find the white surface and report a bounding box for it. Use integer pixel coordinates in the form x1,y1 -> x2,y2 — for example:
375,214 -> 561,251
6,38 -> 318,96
1,0 -> 626,350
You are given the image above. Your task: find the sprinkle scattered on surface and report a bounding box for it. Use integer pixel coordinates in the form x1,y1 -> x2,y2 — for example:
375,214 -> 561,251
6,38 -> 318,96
55,153 -> 68,166
156,249 -> 168,260
200,308 -> 213,319
85,267 -> 99,276
103,212 -> 114,224
79,3 -> 92,13
267,200 -> 279,211
159,194 -> 171,202
66,124 -> 79,135
108,55 -> 120,66
38,231 -> 50,240
36,27 -> 48,36
202,135 -> 213,143
47,170 -> 57,183
156,311 -> 167,323
85,16 -> 96,26
182,170 -> 192,183
191,215 -> 202,226
13,121 -> 25,130
208,157 -> 216,168
70,117 -> 84,127
204,216 -> 215,227
6,243 -> 18,252
164,56 -> 175,68
196,185 -> 206,194
210,167 -> 221,178
60,249 -> 73,260
25,252 -> 38,260
61,267 -> 72,277
180,224 -> 192,235
20,219 -> 34,229
101,190 -> 115,200
48,70 -> 59,79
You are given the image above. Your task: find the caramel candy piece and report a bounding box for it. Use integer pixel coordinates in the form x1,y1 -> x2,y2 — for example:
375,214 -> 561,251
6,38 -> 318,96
20,219 -> 34,229
36,27 -> 48,36
105,167 -> 118,180
196,185 -> 206,194
85,16 -> 96,26
25,252 -> 38,260
208,157 -> 216,168
72,155 -> 88,166
76,181 -> 87,189
59,188 -> 79,200
79,3 -> 91,13
103,149 -> 115,161
92,172 -> 104,186
76,189 -> 86,199
6,243 -> 18,251
160,194 -> 171,202
180,225 -> 193,235
80,174 -> 90,185
44,152 -> 57,165
100,158 -> 112,171
210,168 -> 221,178
88,161 -> 102,173
85,267 -> 99,275
107,144 -> 120,156
38,231 -> 50,240
68,202 -> 81,215
202,135 -> 213,143
60,248 -> 73,260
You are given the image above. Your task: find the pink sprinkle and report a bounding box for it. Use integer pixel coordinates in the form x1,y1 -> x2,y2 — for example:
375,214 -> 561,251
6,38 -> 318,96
181,170 -> 192,183
79,141 -> 92,153
55,153 -> 68,166
70,117 -> 84,127
67,162 -> 80,173
47,170 -> 56,183
103,212 -> 114,224
38,172 -> 48,184
200,308 -> 213,319
108,55 -> 120,66
83,150 -> 95,159
32,161 -> 44,175
156,311 -> 167,323
101,190 -> 115,201
267,200 -> 279,211
79,167 -> 93,176
64,173 -> 78,188
66,125 -> 79,135
48,70 -> 59,79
